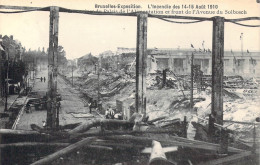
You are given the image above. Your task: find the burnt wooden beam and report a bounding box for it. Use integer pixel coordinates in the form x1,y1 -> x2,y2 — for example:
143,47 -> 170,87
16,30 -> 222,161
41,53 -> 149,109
31,137 -> 96,165
47,6 -> 59,129
211,16 -> 226,154
0,129 -> 40,135
135,12 -> 148,116
211,16 -> 224,126
190,52 -> 194,111
104,135 -> 245,153
0,142 -> 69,149
68,118 -> 134,134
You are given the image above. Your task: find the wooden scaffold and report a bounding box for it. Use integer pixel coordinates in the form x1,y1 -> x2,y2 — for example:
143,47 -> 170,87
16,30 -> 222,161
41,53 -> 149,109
0,4 -> 260,165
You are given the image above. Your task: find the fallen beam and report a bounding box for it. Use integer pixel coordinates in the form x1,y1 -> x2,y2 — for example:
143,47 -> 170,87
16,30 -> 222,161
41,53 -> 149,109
91,141 -> 144,149
69,129 -> 179,140
84,144 -> 113,151
223,120 -> 260,125
0,142 -> 69,149
31,137 -> 96,165
103,135 -> 245,153
68,119 -> 134,134
0,129 -> 39,135
147,116 -> 167,124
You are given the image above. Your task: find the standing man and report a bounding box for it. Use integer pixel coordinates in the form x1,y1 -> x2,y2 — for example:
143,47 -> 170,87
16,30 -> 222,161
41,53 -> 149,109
44,77 -> 46,82
88,98 -> 93,113
56,101 -> 61,111
109,107 -> 115,119
41,77 -> 43,82
105,108 -> 109,119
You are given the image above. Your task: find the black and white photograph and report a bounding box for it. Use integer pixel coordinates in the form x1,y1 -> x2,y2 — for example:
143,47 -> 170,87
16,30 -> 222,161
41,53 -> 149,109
0,0 -> 260,164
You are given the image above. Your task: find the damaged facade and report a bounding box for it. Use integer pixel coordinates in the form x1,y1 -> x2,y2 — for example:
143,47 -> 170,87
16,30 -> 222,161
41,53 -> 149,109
99,47 -> 260,77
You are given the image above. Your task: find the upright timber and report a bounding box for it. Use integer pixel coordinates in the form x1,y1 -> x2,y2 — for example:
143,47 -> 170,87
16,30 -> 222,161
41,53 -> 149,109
211,16 -> 224,126
47,6 -> 59,129
135,13 -> 148,116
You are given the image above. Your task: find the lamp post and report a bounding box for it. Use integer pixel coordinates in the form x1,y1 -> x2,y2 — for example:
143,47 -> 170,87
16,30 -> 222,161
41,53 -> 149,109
4,49 -> 9,112
71,65 -> 74,87
190,52 -> 194,112
97,62 -> 100,103
240,33 -> 243,56
95,63 -> 97,74
4,47 -> 9,112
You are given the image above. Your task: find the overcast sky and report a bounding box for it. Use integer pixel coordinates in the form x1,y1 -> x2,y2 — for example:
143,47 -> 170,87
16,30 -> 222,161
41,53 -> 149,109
0,0 -> 259,59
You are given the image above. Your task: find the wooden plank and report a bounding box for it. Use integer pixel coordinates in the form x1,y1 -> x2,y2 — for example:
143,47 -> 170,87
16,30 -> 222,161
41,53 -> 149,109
0,142 -> 69,148
103,135 -> 245,153
223,120 -> 260,125
68,118 -> 134,134
31,137 -> 96,165
198,151 -> 252,165
211,16 -> 225,126
0,129 -> 39,135
135,12 -> 148,116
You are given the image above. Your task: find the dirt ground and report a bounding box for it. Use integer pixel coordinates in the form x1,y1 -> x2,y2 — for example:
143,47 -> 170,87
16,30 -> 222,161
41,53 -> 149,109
16,69 -> 100,130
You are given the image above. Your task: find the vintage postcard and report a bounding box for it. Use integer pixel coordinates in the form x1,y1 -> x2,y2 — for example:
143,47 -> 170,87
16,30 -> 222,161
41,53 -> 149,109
0,0 -> 259,164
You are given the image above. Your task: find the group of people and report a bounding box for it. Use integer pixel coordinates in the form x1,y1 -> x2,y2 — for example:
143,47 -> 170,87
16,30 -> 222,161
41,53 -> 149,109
40,77 -> 46,82
88,99 -> 97,113
87,98 -> 123,120
105,106 -> 122,120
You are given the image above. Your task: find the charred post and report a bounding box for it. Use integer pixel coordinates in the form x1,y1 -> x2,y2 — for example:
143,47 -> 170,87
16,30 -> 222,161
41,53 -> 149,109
135,12 -> 148,116
211,16 -> 224,126
162,69 -> 167,88
47,6 -> 59,129
211,16 -> 226,154
190,52 -> 194,111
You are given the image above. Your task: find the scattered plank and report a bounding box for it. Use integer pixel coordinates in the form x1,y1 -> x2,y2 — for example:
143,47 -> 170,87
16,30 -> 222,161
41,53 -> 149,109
147,116 -> 167,124
68,119 -> 134,134
0,129 -> 39,135
69,129 -> 178,141
31,137 -> 96,165
85,144 -> 113,151
30,124 -> 69,138
103,135 -> 245,153
223,120 -> 260,125
91,141 -> 144,149
0,142 -> 69,149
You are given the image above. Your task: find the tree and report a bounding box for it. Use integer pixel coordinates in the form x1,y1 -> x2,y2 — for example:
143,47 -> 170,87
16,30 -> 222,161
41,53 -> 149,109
58,46 -> 67,66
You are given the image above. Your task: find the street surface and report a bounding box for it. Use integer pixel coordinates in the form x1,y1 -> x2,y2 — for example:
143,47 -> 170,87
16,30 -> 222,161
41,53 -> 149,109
16,69 -> 96,130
